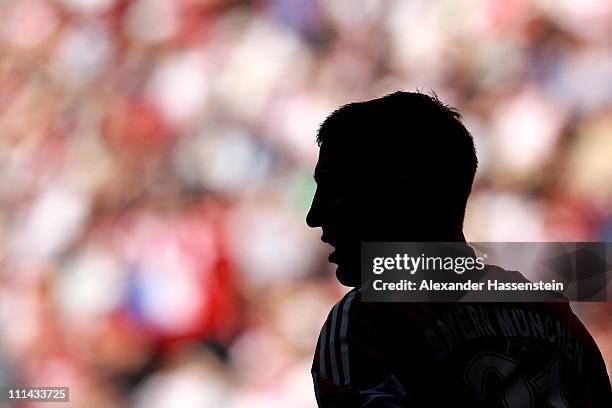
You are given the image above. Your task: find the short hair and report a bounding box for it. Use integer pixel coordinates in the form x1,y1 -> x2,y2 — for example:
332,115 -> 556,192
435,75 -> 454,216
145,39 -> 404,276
316,91 -> 478,229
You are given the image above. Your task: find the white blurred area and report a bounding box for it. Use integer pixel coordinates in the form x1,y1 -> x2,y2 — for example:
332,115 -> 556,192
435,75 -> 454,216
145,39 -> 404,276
0,0 -> 611,406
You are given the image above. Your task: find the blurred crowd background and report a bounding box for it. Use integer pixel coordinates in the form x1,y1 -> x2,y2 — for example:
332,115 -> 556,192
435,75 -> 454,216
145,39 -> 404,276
0,0 -> 611,406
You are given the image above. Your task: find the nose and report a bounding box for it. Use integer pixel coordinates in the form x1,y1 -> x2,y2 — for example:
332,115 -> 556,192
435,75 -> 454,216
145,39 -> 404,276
306,189 -> 322,228
306,207 -> 319,228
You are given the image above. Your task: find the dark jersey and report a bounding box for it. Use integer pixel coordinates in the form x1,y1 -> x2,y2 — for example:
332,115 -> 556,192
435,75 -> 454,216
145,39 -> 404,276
312,289 -> 612,407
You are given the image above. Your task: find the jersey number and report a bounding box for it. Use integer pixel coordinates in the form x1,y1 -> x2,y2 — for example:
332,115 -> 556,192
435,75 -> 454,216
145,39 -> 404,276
464,352 -> 568,408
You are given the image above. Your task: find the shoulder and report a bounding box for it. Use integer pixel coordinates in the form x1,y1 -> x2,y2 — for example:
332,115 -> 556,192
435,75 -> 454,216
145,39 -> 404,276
326,289 -> 360,321
319,289 -> 402,332
313,289 -> 360,388
314,288 -> 423,363
316,290 -> 361,353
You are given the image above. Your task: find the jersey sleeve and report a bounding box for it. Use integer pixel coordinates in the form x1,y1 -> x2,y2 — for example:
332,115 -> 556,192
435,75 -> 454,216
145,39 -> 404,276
311,291 -> 409,407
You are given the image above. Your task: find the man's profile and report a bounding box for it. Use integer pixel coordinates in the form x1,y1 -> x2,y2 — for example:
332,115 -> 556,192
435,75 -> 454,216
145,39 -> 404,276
306,91 -> 611,407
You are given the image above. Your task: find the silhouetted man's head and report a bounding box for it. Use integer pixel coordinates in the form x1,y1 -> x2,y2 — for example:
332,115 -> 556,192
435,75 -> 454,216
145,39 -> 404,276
306,91 -> 478,286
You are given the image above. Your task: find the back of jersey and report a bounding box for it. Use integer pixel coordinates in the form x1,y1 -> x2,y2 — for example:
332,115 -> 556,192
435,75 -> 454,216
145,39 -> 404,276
407,301 -> 611,407
312,291 -> 612,407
